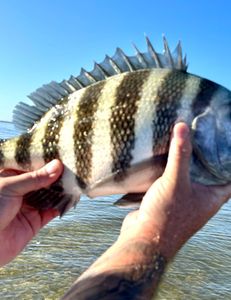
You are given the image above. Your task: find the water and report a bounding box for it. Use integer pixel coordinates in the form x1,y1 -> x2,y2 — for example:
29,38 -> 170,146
0,122 -> 230,299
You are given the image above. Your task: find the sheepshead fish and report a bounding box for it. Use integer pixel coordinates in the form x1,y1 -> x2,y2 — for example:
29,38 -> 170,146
1,36 -> 231,214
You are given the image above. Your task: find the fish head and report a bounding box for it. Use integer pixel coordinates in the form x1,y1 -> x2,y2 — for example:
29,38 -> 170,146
192,85 -> 231,184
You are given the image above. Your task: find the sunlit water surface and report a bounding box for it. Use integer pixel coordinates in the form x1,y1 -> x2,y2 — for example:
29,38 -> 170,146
0,122 -> 230,299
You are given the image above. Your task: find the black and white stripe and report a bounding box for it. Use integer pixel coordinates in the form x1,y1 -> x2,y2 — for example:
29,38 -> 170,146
42,101 -> 67,163
73,81 -> 106,189
130,70 -> 202,167
110,70 -> 151,180
90,73 -> 127,186
130,69 -> 173,164
15,132 -> 33,170
151,70 -> 190,154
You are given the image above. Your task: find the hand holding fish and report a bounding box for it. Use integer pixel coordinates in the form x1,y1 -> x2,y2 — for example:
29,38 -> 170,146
0,159 -> 63,266
121,122 -> 231,260
62,123 -> 231,300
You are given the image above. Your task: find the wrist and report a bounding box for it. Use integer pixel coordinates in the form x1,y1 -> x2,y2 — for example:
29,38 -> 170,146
118,217 -> 180,261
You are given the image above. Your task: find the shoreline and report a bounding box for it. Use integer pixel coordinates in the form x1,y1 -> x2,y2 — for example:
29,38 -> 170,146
0,120 -> 12,124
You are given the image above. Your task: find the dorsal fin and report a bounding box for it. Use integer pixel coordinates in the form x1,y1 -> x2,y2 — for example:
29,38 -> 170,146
13,36 -> 187,132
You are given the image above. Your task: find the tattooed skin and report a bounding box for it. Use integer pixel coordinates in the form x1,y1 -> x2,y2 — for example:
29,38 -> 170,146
61,240 -> 166,300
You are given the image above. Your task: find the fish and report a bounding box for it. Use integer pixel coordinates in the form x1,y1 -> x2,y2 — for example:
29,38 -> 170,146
1,36 -> 231,215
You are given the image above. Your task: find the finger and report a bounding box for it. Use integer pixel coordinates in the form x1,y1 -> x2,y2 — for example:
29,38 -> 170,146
164,123 -> 192,183
4,160 -> 63,196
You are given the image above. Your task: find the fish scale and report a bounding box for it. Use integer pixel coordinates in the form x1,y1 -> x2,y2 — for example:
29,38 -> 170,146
15,132 -> 32,169
42,104 -> 66,163
74,81 -> 106,188
110,71 -> 151,180
1,36 -> 231,214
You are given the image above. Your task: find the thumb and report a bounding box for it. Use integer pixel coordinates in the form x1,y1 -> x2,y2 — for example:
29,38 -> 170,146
5,160 -> 63,196
164,123 -> 192,183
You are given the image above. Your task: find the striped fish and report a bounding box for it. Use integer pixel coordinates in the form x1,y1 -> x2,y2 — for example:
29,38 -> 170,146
1,36 -> 231,214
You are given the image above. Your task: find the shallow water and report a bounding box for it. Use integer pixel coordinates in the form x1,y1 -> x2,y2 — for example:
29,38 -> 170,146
0,122 -> 230,299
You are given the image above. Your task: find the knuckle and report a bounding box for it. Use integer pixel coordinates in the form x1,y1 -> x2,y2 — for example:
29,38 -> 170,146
30,169 -> 46,190
177,139 -> 192,159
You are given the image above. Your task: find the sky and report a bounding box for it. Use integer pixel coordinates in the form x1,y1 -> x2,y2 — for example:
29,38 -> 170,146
0,0 -> 231,122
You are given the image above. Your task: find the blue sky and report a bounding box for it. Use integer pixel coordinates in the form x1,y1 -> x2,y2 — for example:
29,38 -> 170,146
0,0 -> 231,121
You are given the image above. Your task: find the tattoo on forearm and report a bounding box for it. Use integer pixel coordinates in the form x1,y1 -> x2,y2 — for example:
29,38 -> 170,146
61,240 -> 166,300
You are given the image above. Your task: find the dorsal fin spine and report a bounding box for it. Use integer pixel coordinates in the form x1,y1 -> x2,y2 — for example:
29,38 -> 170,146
132,43 -> 148,68
145,36 -> 162,68
105,55 -> 122,74
31,90 -> 56,105
116,47 -> 136,71
75,78 -> 85,88
176,41 -> 183,69
13,36 -> 187,132
17,102 -> 44,117
60,80 -> 76,93
94,62 -> 109,79
46,82 -> 68,97
163,36 -> 174,68
27,95 -> 49,112
81,68 -> 97,83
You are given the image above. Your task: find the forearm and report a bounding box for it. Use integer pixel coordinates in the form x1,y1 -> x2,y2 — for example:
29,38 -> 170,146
61,225 -> 167,300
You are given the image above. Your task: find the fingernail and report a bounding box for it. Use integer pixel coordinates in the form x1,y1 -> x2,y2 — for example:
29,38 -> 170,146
174,123 -> 190,139
45,160 -> 58,175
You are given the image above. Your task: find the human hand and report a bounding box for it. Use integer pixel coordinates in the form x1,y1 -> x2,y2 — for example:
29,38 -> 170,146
61,122 -> 231,300
0,159 -> 63,266
121,123 -> 231,260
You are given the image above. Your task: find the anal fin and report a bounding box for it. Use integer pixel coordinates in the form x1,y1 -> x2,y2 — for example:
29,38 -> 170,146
113,193 -> 145,209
